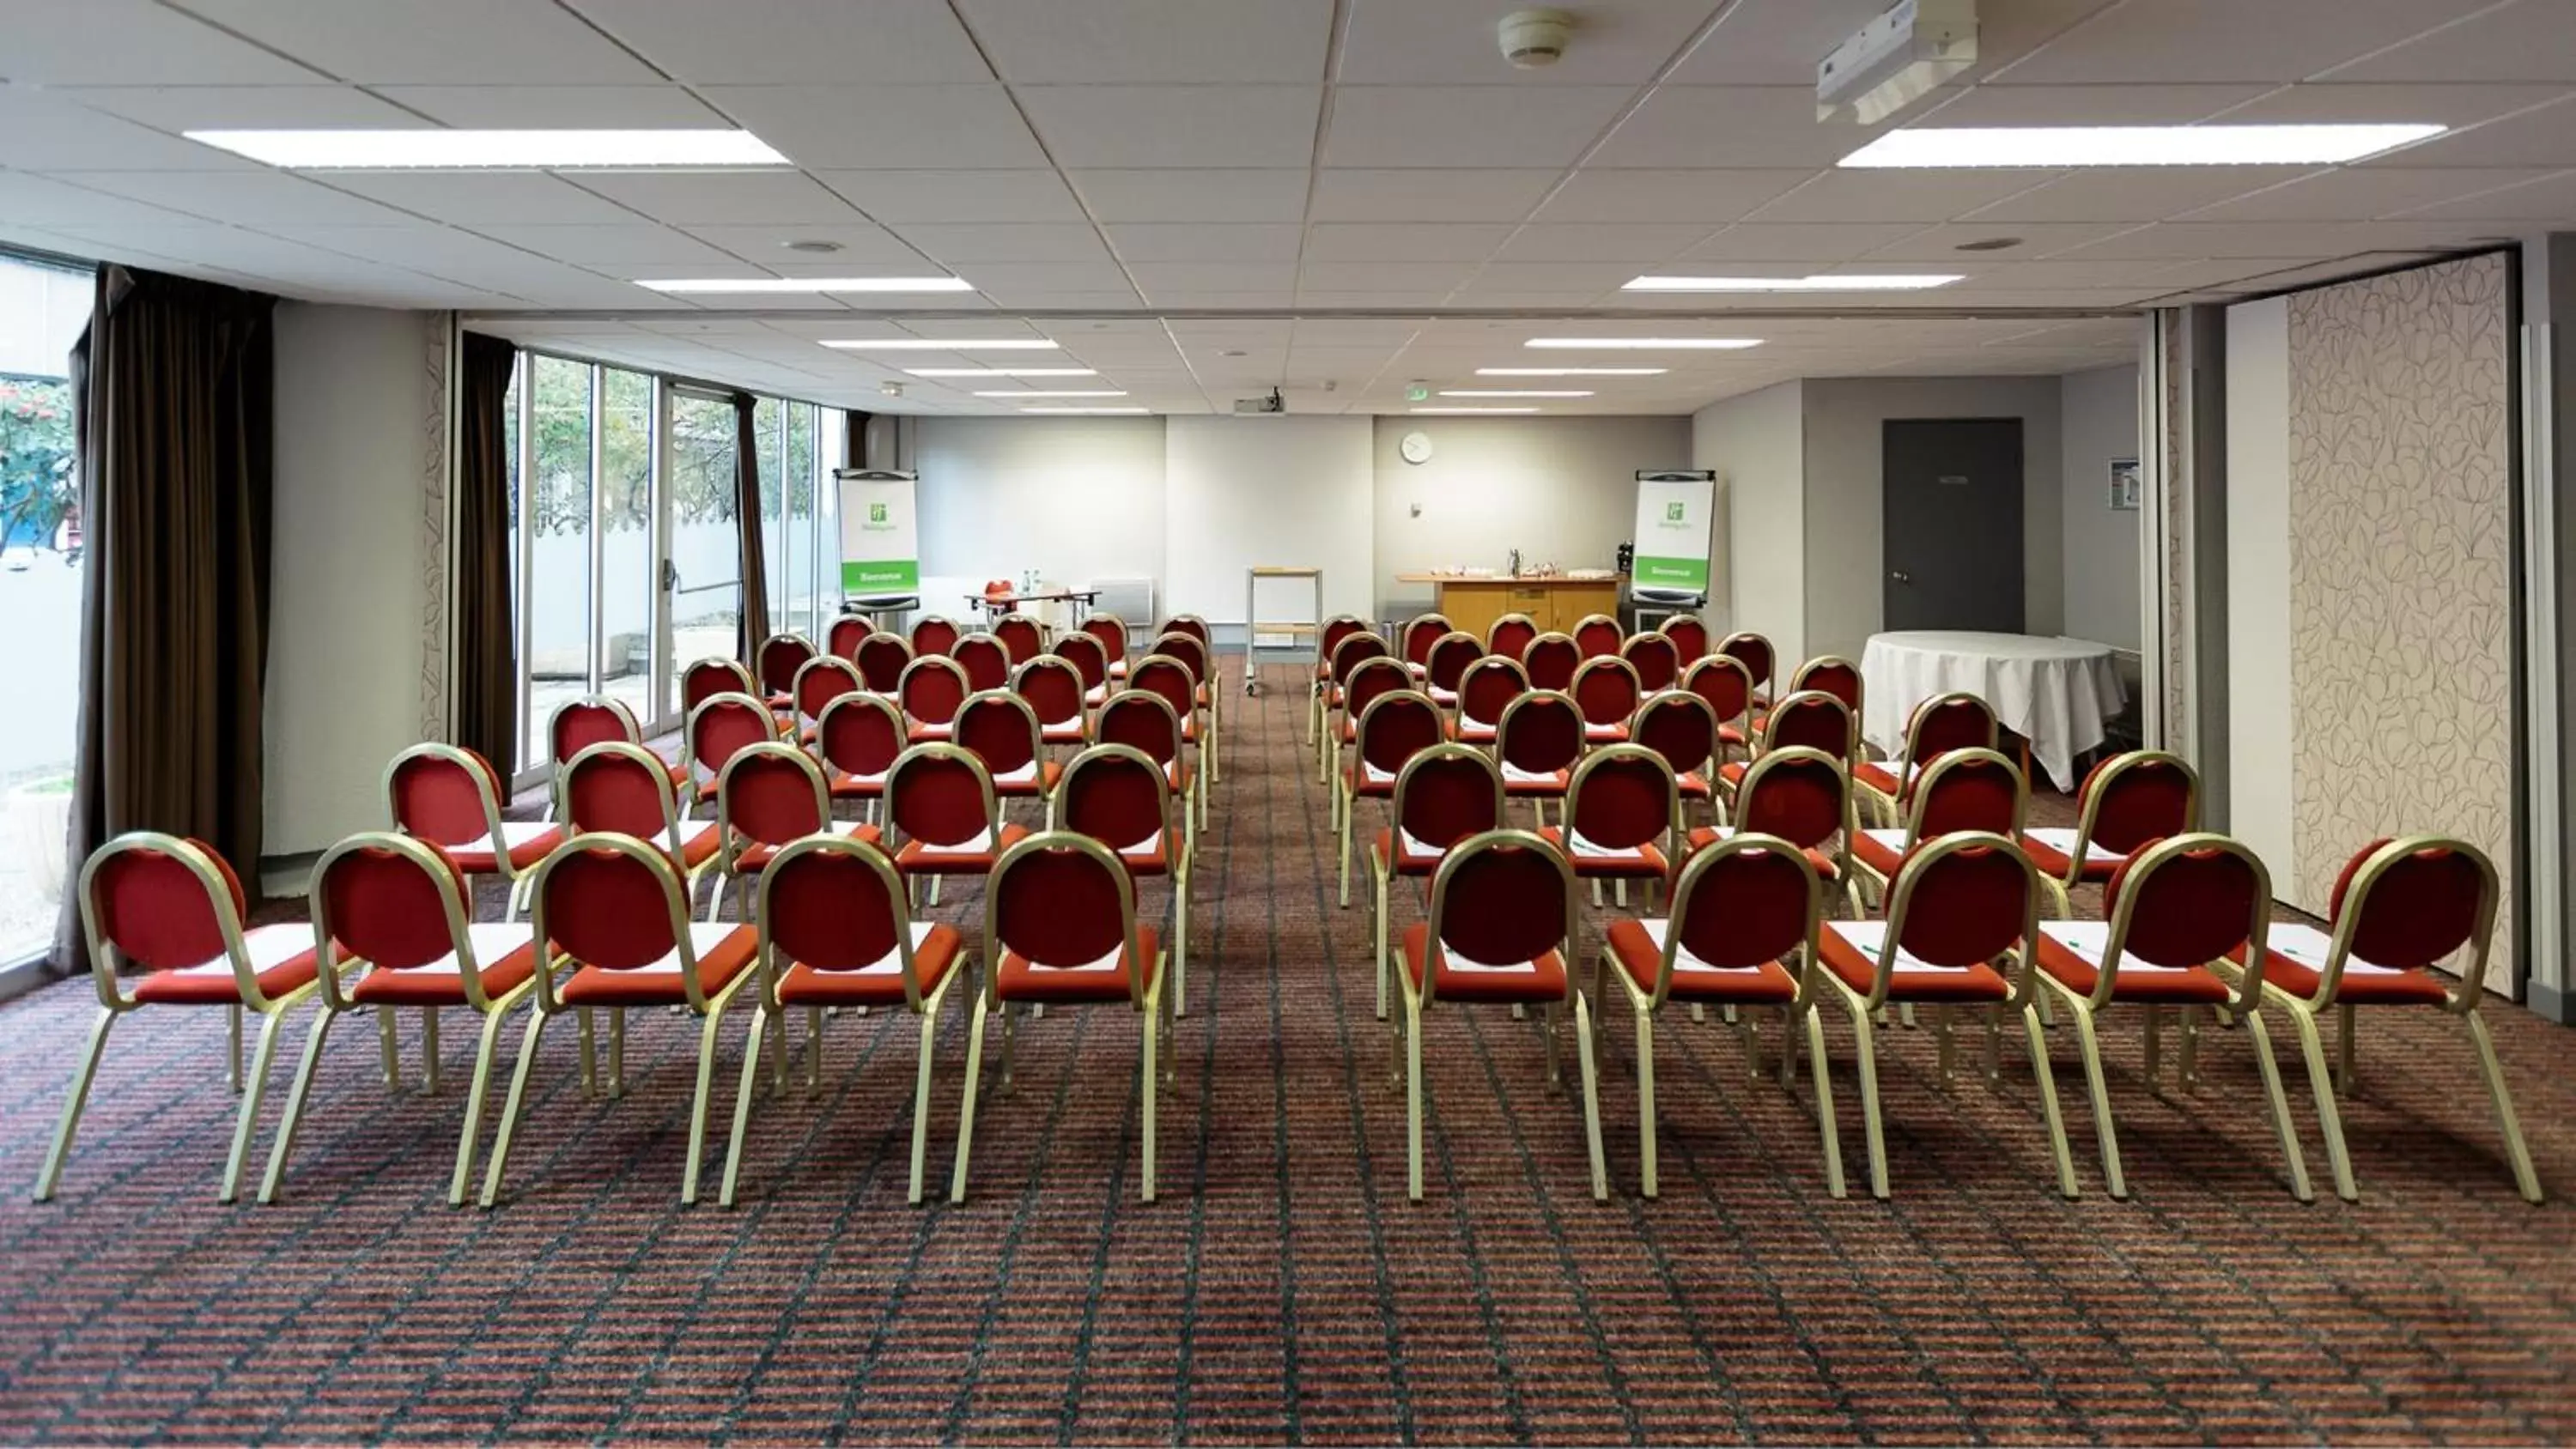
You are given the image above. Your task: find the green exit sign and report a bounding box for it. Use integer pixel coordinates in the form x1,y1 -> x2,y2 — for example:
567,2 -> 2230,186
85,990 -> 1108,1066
1406,384 -> 1429,402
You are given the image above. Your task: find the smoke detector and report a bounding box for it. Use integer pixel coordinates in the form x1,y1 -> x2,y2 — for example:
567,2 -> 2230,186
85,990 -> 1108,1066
1498,8 -> 1575,68
879,380 -> 904,397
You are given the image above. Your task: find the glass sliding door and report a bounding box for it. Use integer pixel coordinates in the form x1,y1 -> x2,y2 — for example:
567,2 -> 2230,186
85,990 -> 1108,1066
667,389 -> 740,716
523,355 -> 593,773
597,367 -> 655,727
783,401 -> 817,640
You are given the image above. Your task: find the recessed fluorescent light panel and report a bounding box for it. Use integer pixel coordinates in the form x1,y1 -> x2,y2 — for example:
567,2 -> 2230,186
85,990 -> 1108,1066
1412,406 -> 1539,415
974,390 -> 1127,397
1526,337 -> 1766,349
1839,124 -> 2446,168
1023,406 -> 1147,415
822,339 -> 1059,351
1476,367 -> 1668,377
185,129 -> 791,169
1621,275 -> 1960,292
906,367 -> 1097,378
636,276 -> 975,294
1438,390 -> 1594,398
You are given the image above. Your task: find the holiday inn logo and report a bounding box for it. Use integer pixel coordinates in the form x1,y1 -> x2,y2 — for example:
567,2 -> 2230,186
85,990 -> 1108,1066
869,502 -> 888,523
1665,501 -> 1686,522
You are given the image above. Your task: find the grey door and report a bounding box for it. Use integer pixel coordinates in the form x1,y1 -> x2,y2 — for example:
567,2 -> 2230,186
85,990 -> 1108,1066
1882,418 -> 2025,634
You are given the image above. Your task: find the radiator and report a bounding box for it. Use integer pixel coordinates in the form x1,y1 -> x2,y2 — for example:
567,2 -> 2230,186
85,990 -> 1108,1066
1088,576 -> 1156,627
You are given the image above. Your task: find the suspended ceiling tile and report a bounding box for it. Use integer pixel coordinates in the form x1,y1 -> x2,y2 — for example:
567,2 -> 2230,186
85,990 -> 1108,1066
1323,86 -> 1636,168
1016,85 -> 1323,168
1308,169 -> 1561,222
957,0 -> 1333,83
372,84 -> 731,129
813,169 -> 1086,224
565,0 -> 993,83
695,84 -> 1048,170
1065,168 -> 1312,222
181,0 -> 665,84
1338,0 -> 1726,86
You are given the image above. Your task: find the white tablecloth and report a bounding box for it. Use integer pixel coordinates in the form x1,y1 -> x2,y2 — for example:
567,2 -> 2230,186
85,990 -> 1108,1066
1858,632 -> 2126,792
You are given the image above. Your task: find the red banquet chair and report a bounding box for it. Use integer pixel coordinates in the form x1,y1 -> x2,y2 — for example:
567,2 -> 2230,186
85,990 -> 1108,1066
1150,631 -> 1220,782
1849,747 -> 2026,908
1689,745 -> 1862,919
2219,835 -> 2540,1204
1013,654 -> 1090,748
386,743 -> 562,919
1718,631 -> 1775,706
685,691 -> 783,815
561,740 -> 721,912
1631,690 -> 1721,826
1522,631 -> 1581,692
1053,629 -> 1113,711
1159,614 -> 1212,647
1571,613 -> 1622,659
37,833 -> 351,1203
883,744 -> 1027,908
1095,691 -> 1198,863
1323,652 -> 1407,797
991,613 -> 1044,666
1595,831 -> 1830,1197
1658,614 -> 1710,664
955,690 -> 1063,809
1054,743 -> 1194,1016
1307,614 -> 1372,746
1337,689 -> 1445,910
712,743 -> 880,923
1451,654 -> 1527,747
1682,654 -> 1756,762
790,654 -> 864,740
756,633 -> 816,708
1369,745 -> 1505,1022
682,657 -> 757,716
1423,630 -> 1483,707
2032,834 -> 2311,1202
2020,749 -> 2197,915
478,834 -> 762,1208
720,834 -> 972,1206
1082,612 -> 1130,678
1545,744 -> 1680,912
825,615 -> 871,662
952,632 -> 1012,694
897,655 -> 971,743
1570,656 -> 1642,744
542,694 -> 686,816
1315,630 -> 1393,777
1753,656 -> 1860,740
1718,689 -> 1855,813
1393,830 -> 1607,1203
911,614 -> 962,659
854,631 -> 914,695
1400,614 -> 1451,676
1486,612 -> 1540,664
1621,632 -> 1680,694
1812,833 -> 2077,1200
1855,690 -> 1996,828
1494,690 -> 1585,825
258,832 -> 544,1206
953,832 -> 1172,1203
814,694 -> 908,818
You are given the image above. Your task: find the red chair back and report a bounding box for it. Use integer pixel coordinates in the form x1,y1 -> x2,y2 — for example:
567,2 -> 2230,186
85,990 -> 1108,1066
793,656 -> 863,724
2104,836 -> 2266,969
535,840 -> 684,973
1129,655 -> 1199,727
83,834 -> 246,974
761,840 -> 909,987
1631,692 -> 1717,779
719,742 -> 830,846
817,695 -> 906,782
1734,746 -> 1847,852
993,614 -> 1044,665
953,633 -> 1011,692
1487,613 -> 1539,661
955,692 -> 1043,782
1096,692 -> 1182,767
911,615 -> 962,658
1317,615 -> 1368,673
316,837 -> 469,973
1669,838 -> 1818,983
1565,746 -> 1674,852
899,657 -> 970,728
683,657 -> 756,713
1620,633 -> 1680,693
1885,834 -> 2032,970
1902,692 -> 1999,773
1394,748 -> 1505,852
1328,630 -> 1389,686
826,615 -> 871,661
989,835 -> 1141,1001
854,632 -> 913,693
689,694 -> 777,784
1160,615 -> 1212,647
1906,748 -> 2025,842
1456,657 -> 1528,731
1521,633 -> 1580,691
1013,656 -> 1085,733
548,696 -> 639,767
1428,834 -> 1573,985
1683,655 -> 1753,728
1153,632 -> 1211,692
2330,836 -> 2492,973
1056,746 -> 1170,854
2077,750 -> 2197,856
1425,631 -> 1483,694
1081,614 -> 1128,667
1497,692 -> 1584,777
1659,615 -> 1710,662
1571,657 -> 1640,730
1340,657 -> 1410,732
1718,632 -> 1774,698
1355,693 -> 1443,780
1571,615 -> 1621,659
1400,615 -> 1450,670
885,746 -> 998,850
387,744 -> 504,847
1759,690 -> 1852,761
1788,656 -> 1861,713
1051,630 -> 1110,695
757,634 -> 815,697
563,742 -> 682,843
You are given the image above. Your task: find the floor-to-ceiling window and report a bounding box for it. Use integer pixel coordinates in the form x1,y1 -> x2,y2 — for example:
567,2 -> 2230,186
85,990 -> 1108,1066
0,253 -> 92,963
521,355 -> 593,770
667,389 -> 740,718
597,367 -> 656,726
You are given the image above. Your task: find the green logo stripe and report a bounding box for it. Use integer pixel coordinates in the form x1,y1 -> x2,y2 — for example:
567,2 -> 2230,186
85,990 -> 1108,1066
841,560 -> 920,591
1631,554 -> 1709,590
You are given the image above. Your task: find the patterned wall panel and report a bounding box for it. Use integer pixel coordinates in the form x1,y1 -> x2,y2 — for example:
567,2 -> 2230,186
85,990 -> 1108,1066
2157,314 -> 2192,752
2286,252 -> 2513,988
418,315 -> 450,742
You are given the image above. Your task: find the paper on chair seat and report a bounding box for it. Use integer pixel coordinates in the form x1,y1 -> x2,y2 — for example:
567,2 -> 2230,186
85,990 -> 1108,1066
1501,762 -> 1559,784
1567,830 -> 1648,860
1443,947 -> 1539,974
1823,920 -> 1975,978
1634,919 -> 1766,974
2259,923 -> 2408,978
2023,827 -> 2121,864
844,921 -> 944,975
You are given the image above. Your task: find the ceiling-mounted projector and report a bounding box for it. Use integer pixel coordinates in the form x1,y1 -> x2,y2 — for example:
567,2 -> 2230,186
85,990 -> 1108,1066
1817,0 -> 1977,124
1233,387 -> 1285,415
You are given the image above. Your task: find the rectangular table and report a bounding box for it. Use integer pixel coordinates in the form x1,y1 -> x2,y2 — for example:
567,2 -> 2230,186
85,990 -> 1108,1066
1395,574 -> 1622,640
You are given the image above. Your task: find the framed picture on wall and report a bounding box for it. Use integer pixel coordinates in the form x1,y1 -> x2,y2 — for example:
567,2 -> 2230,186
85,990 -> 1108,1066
2109,457 -> 2140,511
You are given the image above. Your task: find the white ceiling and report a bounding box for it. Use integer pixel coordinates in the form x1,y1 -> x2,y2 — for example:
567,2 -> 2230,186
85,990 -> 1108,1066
3,0 -> 2570,415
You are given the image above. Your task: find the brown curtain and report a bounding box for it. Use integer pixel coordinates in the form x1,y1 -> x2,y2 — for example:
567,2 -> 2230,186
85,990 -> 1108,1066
844,409 -> 872,470
453,331 -> 518,772
731,391 -> 770,662
53,266 -> 276,973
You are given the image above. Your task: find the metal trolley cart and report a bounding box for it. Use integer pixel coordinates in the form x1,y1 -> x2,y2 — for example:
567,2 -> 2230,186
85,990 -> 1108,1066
1242,566 -> 1322,696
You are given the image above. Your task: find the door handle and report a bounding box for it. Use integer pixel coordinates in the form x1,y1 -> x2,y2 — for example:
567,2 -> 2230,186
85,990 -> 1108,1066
1890,570 -> 1911,584
661,558 -> 680,591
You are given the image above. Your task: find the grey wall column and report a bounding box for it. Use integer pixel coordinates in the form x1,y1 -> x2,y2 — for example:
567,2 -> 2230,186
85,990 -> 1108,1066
2522,233 -> 2573,1023
2142,306 -> 2231,823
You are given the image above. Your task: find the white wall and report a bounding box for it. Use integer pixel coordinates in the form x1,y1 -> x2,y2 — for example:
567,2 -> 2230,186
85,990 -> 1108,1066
2224,296 -> 2294,887
1168,415 -> 1375,624
2059,364 -> 2142,652
911,415 -> 1165,618
264,303 -> 438,857
1796,376 -> 2067,664
1693,382 -> 1803,659
1370,415 -> 1692,615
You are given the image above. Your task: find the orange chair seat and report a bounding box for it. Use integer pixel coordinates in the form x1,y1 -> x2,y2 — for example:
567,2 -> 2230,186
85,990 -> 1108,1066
895,822 -> 1033,875
1817,921 -> 2009,1003
776,922 -> 965,1007
1676,771 -> 1710,801
827,768 -> 887,800
1582,723 -> 1631,743
131,925 -> 340,1005
733,821 -> 882,872
2226,926 -> 2452,1006
2018,828 -> 2123,882
2034,925 -> 2232,1005
1400,922 -> 1567,1004
906,721 -> 955,743
660,822 -> 722,871
1686,827 -> 1838,879
1373,827 -> 1451,876
1852,760 -> 1916,798
996,925 -> 1160,1003
1716,724 -> 1748,749
1346,761 -> 1403,799
1850,828 -> 1907,878
1451,720 -> 1500,744
1535,826 -> 1667,879
1603,918 -> 1799,1004
1040,722 -> 1088,745
1716,761 -> 1747,788
1500,764 -> 1570,797
558,924 -> 757,1006
352,924 -> 542,1007
436,822 -> 563,875
987,760 -> 1065,798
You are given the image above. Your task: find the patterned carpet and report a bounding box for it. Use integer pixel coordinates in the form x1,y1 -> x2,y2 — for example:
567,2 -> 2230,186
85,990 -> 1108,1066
1,663 -> 2569,1445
